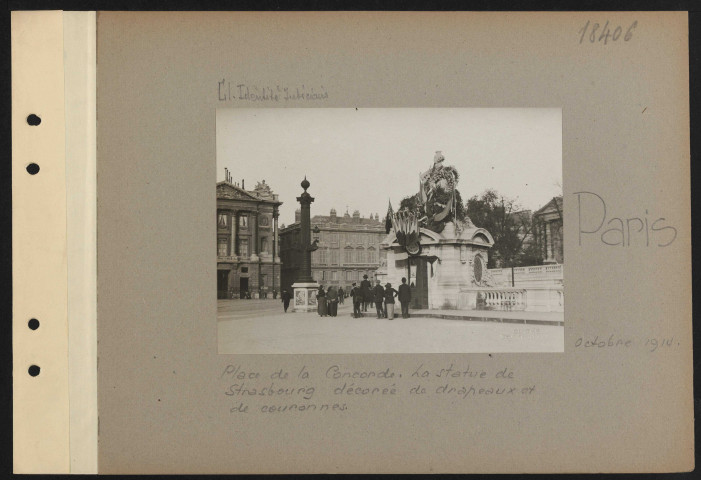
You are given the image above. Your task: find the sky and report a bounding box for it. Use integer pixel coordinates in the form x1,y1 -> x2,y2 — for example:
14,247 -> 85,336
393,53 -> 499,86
217,108 -> 562,226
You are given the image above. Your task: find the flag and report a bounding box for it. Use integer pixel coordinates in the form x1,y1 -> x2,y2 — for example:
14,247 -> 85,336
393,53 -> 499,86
419,177 -> 427,205
385,199 -> 394,234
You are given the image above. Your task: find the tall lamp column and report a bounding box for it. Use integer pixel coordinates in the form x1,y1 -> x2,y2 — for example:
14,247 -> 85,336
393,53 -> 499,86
290,177 -> 320,312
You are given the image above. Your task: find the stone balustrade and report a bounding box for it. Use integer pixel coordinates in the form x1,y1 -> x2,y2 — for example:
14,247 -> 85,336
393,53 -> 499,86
481,288 -> 527,311
487,264 -> 563,287
458,286 -> 564,313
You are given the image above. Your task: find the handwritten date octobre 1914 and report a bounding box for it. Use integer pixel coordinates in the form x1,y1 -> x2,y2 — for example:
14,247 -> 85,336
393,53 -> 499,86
575,334 -> 679,352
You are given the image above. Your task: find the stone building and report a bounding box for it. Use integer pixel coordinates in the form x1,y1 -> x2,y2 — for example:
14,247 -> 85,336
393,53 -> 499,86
279,209 -> 386,294
216,176 -> 282,299
533,196 -> 563,264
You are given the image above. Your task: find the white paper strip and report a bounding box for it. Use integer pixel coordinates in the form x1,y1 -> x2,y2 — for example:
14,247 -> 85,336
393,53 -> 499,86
12,10 -> 70,474
64,11 -> 98,474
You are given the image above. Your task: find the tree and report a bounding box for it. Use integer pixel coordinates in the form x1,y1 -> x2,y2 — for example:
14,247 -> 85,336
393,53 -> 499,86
466,189 -> 537,268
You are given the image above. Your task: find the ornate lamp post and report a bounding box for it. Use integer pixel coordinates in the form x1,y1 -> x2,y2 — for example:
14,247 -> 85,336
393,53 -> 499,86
291,177 -> 320,312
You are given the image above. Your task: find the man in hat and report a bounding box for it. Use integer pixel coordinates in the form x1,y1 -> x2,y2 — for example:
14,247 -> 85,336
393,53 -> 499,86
350,282 -> 363,318
360,274 -> 372,312
373,280 -> 385,318
383,282 -> 398,320
398,277 -> 412,318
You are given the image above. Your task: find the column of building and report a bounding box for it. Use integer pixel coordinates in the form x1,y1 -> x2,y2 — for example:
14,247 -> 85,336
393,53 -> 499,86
249,211 -> 258,260
273,206 -> 280,293
230,210 -> 237,257
248,210 -> 257,296
540,221 -> 547,261
273,207 -> 280,260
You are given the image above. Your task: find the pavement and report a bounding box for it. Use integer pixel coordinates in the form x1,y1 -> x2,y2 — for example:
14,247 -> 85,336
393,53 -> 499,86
217,299 -> 564,354
398,308 -> 563,326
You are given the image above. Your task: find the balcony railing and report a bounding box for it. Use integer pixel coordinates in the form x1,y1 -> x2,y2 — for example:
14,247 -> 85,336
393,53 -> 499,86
218,254 -> 280,263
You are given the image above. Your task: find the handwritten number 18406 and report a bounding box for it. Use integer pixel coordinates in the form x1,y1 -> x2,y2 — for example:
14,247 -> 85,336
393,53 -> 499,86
579,20 -> 637,44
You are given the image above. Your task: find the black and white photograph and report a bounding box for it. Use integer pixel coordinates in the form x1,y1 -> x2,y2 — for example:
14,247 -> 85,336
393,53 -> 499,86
216,108 -> 563,353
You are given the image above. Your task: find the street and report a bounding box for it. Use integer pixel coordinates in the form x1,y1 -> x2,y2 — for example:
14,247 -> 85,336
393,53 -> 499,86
218,299 -> 564,354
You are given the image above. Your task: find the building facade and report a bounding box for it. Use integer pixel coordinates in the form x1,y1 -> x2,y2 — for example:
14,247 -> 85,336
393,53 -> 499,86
533,196 -> 564,264
279,209 -> 386,294
216,179 -> 282,299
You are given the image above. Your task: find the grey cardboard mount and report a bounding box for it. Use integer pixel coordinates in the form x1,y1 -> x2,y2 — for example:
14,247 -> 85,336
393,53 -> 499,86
91,11 -> 691,474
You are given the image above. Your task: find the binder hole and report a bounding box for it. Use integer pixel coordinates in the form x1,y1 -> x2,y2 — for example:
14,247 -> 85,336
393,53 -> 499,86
26,114 -> 41,126
28,365 -> 40,377
26,163 -> 40,175
28,318 -> 39,330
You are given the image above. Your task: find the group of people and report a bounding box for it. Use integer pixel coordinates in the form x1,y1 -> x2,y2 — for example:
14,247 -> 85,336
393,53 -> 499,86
281,275 -> 413,320
349,275 -> 412,320
315,284 -> 343,317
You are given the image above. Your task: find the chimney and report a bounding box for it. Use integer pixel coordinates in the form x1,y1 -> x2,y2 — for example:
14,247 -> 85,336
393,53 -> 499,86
295,209 -> 301,223
330,208 -> 337,222
242,179 -> 245,189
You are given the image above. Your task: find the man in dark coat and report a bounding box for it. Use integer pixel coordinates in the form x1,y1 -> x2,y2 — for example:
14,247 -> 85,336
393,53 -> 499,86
384,283 -> 399,320
360,274 -> 372,312
327,285 -> 339,317
317,285 -> 327,317
398,277 -> 412,318
350,282 -> 363,318
281,289 -> 291,312
372,280 -> 385,318
338,287 -> 345,304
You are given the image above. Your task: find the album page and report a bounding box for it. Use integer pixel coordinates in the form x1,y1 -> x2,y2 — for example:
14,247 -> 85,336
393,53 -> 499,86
12,10 -> 693,474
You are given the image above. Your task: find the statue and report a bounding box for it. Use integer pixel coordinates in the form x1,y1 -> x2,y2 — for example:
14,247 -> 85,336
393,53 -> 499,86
253,179 -> 274,199
392,151 -> 465,255
416,151 -> 460,233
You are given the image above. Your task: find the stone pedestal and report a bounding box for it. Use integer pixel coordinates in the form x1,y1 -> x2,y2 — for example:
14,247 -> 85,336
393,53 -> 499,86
291,282 -> 320,312
380,222 -> 495,310
429,245 -> 466,309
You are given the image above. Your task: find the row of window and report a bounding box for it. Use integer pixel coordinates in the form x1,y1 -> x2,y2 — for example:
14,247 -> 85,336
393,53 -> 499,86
217,236 -> 272,257
217,212 -> 270,229
312,269 -> 374,282
316,232 -> 382,247
278,232 -> 383,249
312,248 -> 378,265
